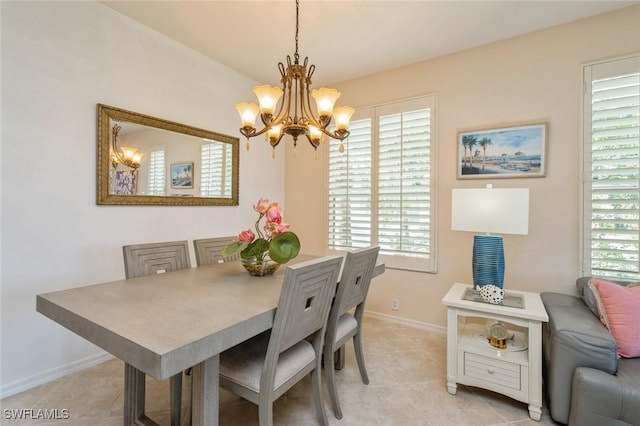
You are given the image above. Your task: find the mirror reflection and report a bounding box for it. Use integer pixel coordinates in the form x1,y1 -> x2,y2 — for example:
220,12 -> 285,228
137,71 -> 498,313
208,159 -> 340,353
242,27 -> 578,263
97,104 -> 239,206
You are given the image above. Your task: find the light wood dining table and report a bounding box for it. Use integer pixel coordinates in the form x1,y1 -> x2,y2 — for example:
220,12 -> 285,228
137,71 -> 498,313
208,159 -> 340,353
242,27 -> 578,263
36,255 -> 384,426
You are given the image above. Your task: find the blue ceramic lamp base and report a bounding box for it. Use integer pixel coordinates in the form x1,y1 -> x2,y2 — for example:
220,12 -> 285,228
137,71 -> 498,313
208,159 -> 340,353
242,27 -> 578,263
472,235 -> 505,290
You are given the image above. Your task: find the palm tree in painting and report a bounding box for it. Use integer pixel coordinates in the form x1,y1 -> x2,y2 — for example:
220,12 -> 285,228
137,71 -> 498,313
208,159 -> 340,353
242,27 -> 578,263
467,136 -> 478,168
478,137 -> 493,170
462,135 -> 477,168
461,136 -> 470,167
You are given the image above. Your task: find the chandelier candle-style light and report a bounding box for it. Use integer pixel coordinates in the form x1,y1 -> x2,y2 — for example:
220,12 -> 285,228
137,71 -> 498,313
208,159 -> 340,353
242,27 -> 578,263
235,0 -> 355,159
110,124 -> 143,170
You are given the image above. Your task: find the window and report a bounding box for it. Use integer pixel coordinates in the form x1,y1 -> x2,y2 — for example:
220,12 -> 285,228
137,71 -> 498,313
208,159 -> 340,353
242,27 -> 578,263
147,148 -> 166,195
200,141 -> 232,197
328,96 -> 437,272
582,56 -> 640,280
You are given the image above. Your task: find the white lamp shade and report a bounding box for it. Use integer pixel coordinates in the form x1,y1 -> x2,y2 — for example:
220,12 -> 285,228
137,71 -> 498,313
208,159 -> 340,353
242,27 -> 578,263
451,188 -> 529,235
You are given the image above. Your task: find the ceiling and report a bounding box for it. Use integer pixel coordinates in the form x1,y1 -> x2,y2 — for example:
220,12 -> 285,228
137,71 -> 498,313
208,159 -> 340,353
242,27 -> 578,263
101,0 -> 638,86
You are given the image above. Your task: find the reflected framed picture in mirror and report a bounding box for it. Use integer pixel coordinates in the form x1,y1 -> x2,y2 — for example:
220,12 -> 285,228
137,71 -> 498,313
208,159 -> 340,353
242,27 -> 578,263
171,163 -> 194,189
115,171 -> 137,195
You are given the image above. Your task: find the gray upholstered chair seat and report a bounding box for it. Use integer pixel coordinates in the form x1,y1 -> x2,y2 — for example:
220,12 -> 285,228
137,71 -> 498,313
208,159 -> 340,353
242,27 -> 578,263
335,313 -> 358,343
220,331 -> 316,393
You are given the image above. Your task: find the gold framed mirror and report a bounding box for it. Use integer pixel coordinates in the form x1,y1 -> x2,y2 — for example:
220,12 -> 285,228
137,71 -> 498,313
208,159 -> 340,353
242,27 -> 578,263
97,104 -> 239,206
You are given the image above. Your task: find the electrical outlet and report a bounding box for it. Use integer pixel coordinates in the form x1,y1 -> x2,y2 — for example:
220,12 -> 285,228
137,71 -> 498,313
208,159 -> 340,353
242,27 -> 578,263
391,298 -> 399,311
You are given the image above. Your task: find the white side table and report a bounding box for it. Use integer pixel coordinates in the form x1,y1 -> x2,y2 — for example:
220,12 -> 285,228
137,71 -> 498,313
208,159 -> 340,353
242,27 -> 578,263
442,283 -> 549,421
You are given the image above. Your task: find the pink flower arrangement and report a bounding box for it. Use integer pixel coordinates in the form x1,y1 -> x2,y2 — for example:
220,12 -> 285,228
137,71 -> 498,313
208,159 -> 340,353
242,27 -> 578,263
222,198 -> 300,265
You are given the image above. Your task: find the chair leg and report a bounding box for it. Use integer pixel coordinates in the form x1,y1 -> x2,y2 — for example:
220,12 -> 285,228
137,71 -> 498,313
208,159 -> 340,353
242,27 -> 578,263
169,373 -> 183,426
311,364 -> 329,426
324,345 -> 343,419
353,332 -> 369,385
334,345 -> 346,370
258,400 -> 274,426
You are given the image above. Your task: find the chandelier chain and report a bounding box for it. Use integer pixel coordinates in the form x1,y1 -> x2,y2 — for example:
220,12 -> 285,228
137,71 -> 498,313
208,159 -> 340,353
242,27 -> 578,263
294,0 -> 299,63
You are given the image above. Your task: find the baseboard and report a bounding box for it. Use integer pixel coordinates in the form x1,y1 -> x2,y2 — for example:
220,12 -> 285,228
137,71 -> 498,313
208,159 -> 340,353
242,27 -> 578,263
364,310 -> 446,334
0,351 -> 114,400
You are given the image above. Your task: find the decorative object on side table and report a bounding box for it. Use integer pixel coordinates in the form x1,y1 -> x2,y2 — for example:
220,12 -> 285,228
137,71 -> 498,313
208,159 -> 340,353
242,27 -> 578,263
479,284 -> 505,304
222,198 -> 300,276
486,320 -> 509,349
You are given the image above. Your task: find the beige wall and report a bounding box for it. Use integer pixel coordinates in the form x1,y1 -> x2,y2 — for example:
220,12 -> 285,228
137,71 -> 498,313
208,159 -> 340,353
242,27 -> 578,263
284,6 -> 640,328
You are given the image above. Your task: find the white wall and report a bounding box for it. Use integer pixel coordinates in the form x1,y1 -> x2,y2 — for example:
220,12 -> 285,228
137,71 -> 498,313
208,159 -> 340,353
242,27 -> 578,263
285,6 -> 640,327
0,1 -> 284,397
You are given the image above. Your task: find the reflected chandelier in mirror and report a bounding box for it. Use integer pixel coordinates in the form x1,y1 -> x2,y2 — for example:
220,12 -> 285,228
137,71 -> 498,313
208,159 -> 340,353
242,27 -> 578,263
97,104 -> 239,206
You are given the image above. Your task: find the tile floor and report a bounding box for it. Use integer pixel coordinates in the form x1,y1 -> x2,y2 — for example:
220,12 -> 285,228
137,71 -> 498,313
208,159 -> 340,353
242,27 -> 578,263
1,316 -> 561,425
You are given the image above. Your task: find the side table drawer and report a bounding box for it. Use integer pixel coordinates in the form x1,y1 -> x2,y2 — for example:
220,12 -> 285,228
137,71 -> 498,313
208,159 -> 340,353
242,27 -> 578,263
464,352 -> 521,390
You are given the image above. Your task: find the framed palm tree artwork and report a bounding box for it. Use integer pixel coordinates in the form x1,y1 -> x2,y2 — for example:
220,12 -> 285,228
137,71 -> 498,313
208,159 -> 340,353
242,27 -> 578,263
457,122 -> 547,179
170,162 -> 194,188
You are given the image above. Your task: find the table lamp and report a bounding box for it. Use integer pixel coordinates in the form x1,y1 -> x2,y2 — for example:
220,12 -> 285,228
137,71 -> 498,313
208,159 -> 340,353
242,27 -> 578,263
451,184 -> 529,290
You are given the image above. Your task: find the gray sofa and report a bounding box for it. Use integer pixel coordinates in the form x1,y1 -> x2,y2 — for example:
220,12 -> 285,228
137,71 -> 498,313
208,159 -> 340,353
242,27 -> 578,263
541,278 -> 640,426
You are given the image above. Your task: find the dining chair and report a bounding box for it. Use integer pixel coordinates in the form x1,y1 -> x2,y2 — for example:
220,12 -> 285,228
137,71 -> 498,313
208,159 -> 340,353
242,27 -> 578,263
323,246 -> 380,419
122,240 -> 191,279
193,236 -> 239,266
122,240 -> 191,426
219,255 -> 343,426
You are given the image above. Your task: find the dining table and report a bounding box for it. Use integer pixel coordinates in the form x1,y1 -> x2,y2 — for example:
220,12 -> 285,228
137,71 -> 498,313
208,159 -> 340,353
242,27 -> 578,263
36,254 -> 384,426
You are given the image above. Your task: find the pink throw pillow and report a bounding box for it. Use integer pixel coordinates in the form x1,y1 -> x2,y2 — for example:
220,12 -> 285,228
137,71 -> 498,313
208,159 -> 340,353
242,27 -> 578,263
592,278 -> 640,358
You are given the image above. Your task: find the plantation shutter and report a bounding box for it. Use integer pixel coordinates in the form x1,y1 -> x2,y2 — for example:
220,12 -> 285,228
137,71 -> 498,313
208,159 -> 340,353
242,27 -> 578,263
377,100 -> 433,271
328,96 -> 437,272
328,116 -> 372,250
147,148 -> 166,195
583,56 -> 640,280
201,141 -> 232,197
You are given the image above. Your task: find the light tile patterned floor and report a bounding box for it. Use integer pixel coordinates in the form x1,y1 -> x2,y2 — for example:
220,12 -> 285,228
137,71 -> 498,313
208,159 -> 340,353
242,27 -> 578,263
0,316 -> 561,425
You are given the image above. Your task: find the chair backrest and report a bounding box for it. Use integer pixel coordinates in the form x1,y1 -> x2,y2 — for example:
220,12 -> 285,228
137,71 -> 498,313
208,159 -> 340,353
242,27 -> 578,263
193,236 -> 238,267
331,246 -> 380,322
264,255 -> 343,367
122,240 -> 191,278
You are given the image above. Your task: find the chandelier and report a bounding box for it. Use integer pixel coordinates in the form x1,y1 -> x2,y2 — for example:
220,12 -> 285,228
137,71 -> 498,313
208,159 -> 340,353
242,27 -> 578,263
110,124 -> 143,170
235,0 -> 354,159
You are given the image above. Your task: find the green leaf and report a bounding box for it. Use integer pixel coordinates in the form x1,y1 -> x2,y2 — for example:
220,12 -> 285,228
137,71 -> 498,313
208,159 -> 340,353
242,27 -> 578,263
242,238 -> 270,260
269,232 -> 301,264
221,241 -> 247,257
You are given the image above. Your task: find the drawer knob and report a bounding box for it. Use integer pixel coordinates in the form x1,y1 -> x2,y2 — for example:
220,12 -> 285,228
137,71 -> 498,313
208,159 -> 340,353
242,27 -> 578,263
487,367 -> 495,374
